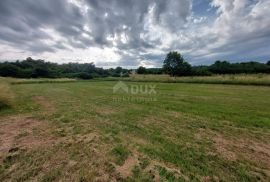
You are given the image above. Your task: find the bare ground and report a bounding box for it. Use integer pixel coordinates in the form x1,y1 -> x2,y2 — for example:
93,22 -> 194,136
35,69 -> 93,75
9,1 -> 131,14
213,133 -> 270,168
0,116 -> 56,160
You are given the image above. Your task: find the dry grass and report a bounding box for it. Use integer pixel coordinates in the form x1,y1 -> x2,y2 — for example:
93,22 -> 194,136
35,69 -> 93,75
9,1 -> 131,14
0,115 -> 54,156
118,74 -> 270,86
10,78 -> 76,85
32,96 -> 55,114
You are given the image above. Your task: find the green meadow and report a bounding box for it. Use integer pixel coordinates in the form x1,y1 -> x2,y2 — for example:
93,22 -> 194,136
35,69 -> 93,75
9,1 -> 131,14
0,79 -> 270,181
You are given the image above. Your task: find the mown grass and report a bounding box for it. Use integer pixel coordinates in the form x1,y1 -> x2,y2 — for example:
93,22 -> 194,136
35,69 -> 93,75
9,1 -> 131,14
0,79 -> 270,181
104,74 -> 270,86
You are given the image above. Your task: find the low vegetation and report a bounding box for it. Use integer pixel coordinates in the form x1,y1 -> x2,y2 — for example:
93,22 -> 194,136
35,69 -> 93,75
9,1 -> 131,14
9,78 -> 77,85
0,79 -> 269,181
109,74 -> 270,86
0,80 -> 13,109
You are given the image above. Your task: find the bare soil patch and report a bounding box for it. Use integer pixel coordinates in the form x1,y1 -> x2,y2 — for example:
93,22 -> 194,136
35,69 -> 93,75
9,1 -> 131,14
114,150 -> 189,181
0,115 -> 55,159
94,106 -> 118,116
213,133 -> 270,170
214,134 -> 238,161
115,154 -> 138,178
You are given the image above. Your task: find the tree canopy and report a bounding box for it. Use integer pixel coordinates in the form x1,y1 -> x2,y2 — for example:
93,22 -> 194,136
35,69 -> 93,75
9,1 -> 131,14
163,51 -> 191,76
137,66 -> 147,74
0,57 -> 130,79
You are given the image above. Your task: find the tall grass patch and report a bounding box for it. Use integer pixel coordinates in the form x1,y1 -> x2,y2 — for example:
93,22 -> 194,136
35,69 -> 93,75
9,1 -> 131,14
0,81 -> 14,109
113,74 -> 270,86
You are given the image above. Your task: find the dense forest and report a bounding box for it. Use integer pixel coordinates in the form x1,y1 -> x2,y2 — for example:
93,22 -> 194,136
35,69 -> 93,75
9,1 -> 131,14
0,57 -> 129,79
0,56 -> 270,79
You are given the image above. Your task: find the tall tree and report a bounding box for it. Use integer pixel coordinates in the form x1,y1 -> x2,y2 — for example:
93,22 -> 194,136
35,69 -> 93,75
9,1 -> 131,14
163,51 -> 191,76
137,66 -> 147,74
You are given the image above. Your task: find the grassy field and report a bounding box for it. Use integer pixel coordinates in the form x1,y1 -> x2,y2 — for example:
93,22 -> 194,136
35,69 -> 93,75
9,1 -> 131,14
105,74 -> 270,86
0,78 -> 270,181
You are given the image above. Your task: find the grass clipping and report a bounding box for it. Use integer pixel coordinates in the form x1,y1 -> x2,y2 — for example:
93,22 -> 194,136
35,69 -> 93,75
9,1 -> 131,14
0,81 -> 14,109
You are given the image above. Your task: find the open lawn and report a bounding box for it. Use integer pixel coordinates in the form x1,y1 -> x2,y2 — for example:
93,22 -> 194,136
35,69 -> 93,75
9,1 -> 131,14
0,79 -> 270,181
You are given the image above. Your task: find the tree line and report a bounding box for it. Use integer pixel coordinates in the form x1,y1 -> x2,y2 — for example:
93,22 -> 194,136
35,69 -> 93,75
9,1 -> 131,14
138,51 -> 270,76
0,57 -> 129,79
0,53 -> 270,79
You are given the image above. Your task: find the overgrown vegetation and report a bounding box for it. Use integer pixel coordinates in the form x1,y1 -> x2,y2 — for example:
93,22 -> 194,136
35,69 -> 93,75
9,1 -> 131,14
108,74 -> 270,86
0,80 -> 13,109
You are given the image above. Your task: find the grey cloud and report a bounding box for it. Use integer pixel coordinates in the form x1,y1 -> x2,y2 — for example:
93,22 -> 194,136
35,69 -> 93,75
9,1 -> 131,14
0,0 -> 269,66
0,0 -> 87,52
0,0 -> 193,63
197,0 -> 270,63
84,0 -> 191,49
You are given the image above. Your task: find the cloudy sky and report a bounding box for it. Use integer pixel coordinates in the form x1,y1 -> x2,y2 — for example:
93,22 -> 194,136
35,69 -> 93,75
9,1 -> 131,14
0,0 -> 269,68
